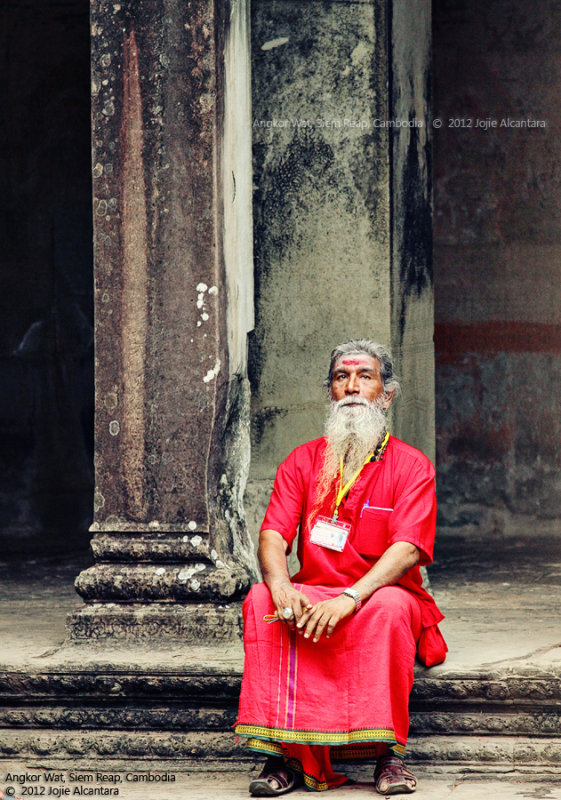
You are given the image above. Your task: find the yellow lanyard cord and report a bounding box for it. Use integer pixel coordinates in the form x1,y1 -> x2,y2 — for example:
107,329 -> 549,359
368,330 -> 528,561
333,431 -> 390,520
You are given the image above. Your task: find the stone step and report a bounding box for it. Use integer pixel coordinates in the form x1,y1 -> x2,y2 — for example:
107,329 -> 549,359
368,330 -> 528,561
1,729 -> 561,777
407,735 -> 561,775
2,657 -> 561,769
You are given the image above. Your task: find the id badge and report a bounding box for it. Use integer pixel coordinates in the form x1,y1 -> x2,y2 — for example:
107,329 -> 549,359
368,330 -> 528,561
310,516 -> 351,552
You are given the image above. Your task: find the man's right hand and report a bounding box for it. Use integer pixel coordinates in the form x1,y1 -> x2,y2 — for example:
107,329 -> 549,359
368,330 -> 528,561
270,580 -> 312,629
258,528 -> 312,627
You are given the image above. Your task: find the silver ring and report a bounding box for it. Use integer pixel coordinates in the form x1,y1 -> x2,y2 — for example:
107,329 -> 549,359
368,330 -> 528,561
282,607 -> 294,619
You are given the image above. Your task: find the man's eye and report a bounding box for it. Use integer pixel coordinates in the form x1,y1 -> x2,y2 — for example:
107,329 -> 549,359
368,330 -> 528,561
360,374 -> 371,380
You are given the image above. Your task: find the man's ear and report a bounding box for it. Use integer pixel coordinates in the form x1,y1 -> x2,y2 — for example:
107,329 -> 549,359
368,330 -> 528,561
382,390 -> 394,410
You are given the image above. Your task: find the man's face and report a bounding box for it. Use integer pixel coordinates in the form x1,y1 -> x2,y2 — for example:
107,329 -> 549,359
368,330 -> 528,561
330,355 -> 389,407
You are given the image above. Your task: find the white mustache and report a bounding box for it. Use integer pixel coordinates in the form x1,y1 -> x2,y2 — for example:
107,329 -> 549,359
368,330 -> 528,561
335,397 -> 370,409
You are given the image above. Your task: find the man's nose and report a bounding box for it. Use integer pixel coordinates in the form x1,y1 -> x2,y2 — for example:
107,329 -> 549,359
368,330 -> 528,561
345,374 -> 360,393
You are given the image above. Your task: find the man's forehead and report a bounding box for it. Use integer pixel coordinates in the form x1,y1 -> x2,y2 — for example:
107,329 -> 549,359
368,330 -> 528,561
335,354 -> 380,370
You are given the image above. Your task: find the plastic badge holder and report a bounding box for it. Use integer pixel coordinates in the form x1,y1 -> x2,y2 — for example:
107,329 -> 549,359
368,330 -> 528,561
310,516 -> 351,552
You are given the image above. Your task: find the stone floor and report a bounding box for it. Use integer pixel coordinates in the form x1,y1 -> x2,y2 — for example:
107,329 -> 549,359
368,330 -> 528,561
1,765 -> 561,800
2,525 -> 561,673
1,523 -> 561,798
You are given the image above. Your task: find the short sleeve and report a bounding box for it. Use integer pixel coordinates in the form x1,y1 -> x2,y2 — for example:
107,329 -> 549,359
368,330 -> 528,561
260,449 -> 306,549
387,457 -> 436,566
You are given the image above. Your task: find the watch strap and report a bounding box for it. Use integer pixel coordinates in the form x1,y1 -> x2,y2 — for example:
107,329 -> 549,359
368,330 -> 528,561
342,587 -> 362,612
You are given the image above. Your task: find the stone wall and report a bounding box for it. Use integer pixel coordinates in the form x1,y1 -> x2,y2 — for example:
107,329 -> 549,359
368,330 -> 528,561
0,0 -> 93,555
433,0 -> 561,531
247,0 -> 434,545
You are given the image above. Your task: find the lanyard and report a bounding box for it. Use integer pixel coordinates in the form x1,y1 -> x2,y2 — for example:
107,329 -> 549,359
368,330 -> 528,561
332,431 -> 390,521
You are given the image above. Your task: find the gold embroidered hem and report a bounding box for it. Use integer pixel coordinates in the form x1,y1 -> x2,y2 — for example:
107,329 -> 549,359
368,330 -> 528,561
236,723 -> 402,749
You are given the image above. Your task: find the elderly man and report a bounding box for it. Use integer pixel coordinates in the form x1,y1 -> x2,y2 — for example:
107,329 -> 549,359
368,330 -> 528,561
235,340 -> 447,795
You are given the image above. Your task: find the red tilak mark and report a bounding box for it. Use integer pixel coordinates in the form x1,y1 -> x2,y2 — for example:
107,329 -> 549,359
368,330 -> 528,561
341,359 -> 369,365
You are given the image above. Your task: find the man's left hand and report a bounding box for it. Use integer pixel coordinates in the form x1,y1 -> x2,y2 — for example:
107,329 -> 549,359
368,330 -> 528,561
296,593 -> 356,643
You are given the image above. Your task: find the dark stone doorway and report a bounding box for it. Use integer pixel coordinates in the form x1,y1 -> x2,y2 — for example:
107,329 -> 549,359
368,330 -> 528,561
0,0 -> 94,556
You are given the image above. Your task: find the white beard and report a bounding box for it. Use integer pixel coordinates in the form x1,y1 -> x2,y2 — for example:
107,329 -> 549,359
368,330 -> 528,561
313,397 -> 387,511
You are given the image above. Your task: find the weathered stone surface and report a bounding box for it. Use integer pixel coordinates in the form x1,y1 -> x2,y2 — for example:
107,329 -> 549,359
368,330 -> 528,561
89,531 -> 211,561
4,657 -> 561,738
247,0 -> 435,542
410,712 -> 561,737
0,668 -> 241,698
5,704 -> 561,739
409,735 -> 561,770
412,675 -> 561,703
74,563 -> 250,602
89,0 -> 244,530
67,603 -> 244,643
249,0 -> 389,484
0,730 -> 247,761
69,0 -> 257,639
3,729 -> 561,772
0,707 -> 236,731
7,540 -> 561,773
389,0 -> 434,463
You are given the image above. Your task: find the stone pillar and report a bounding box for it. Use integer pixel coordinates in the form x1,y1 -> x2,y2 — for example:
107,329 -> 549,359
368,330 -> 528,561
68,0 -> 256,643
390,1 -> 434,462
246,0 -> 434,534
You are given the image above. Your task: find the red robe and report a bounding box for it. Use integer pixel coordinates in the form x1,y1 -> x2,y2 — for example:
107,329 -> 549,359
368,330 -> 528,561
235,436 -> 447,790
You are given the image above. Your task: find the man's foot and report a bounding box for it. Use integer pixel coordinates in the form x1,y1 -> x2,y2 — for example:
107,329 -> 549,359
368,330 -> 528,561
249,756 -> 302,797
374,754 -> 417,795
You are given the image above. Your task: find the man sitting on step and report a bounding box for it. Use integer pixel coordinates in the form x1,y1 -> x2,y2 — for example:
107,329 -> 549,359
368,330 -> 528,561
235,339 -> 447,795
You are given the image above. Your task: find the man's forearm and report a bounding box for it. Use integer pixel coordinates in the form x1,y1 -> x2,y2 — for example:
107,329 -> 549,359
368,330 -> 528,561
258,529 -> 312,624
292,541 -> 418,643
351,541 -> 420,603
257,529 -> 292,591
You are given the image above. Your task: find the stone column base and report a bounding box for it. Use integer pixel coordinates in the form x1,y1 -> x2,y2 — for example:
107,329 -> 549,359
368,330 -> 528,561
67,602 -> 243,644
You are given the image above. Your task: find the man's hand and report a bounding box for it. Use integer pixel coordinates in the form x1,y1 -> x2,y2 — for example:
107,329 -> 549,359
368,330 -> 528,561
270,580 -> 312,629
296,593 -> 356,642
258,529 -> 312,628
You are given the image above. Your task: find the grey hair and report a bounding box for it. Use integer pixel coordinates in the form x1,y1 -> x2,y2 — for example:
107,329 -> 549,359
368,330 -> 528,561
324,339 -> 401,397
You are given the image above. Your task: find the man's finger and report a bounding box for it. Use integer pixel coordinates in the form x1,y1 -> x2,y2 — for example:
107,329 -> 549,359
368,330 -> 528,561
293,596 -> 311,620
285,604 -> 298,627
325,615 -> 339,638
312,612 -> 330,642
299,593 -> 313,611
275,601 -> 296,626
296,609 -> 312,630
303,607 -> 325,640
296,597 -> 318,624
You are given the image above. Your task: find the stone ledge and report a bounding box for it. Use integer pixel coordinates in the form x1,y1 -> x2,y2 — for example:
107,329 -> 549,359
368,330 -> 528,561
412,673 -> 561,702
3,706 -> 561,739
4,661 -> 561,705
0,669 -> 241,698
67,603 -> 244,643
3,703 -> 561,737
0,707 -> 236,730
74,565 -> 250,602
0,731 -> 246,761
3,731 -> 561,772
90,532 -> 211,561
410,711 -> 561,736
408,735 -> 561,768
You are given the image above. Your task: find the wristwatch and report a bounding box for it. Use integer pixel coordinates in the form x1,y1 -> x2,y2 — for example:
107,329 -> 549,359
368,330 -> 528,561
342,587 -> 362,612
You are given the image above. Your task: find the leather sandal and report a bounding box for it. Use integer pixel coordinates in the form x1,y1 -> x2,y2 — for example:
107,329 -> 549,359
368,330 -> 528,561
249,757 -> 302,796
374,754 -> 417,795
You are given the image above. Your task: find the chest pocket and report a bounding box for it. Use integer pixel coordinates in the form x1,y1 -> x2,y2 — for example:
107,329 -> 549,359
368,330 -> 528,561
356,506 -> 392,558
